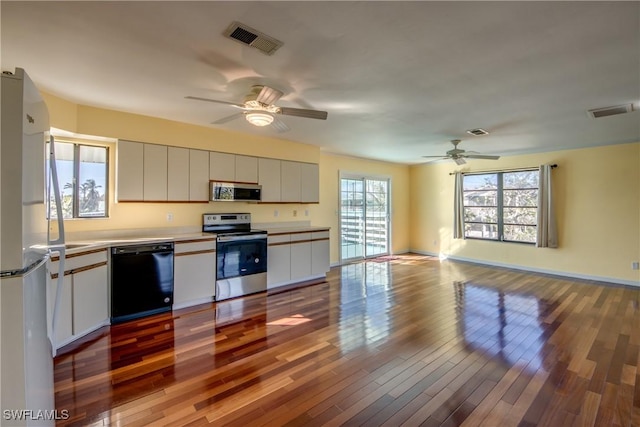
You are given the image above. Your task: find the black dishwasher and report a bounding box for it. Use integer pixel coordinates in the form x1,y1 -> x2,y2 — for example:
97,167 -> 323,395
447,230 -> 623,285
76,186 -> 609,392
111,242 -> 174,324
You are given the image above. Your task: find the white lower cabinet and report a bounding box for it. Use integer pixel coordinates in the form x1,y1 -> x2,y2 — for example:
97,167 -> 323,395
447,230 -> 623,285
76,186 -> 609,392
173,239 -> 216,309
267,229 -> 330,290
290,233 -> 312,281
311,231 -> 331,276
73,265 -> 109,335
267,234 -> 291,289
47,249 -> 109,350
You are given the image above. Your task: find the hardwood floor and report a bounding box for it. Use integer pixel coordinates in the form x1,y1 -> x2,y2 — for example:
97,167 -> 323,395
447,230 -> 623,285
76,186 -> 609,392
54,254 -> 640,426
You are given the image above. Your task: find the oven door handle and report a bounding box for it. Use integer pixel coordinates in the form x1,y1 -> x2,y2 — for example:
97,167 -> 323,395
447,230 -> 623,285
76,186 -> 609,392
217,234 -> 267,242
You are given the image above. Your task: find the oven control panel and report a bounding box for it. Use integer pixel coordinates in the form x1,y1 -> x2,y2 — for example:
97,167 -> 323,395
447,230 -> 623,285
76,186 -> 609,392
203,213 -> 251,225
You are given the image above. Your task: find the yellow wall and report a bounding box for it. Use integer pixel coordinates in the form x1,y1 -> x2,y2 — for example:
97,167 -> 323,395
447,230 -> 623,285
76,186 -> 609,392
409,142 -> 640,284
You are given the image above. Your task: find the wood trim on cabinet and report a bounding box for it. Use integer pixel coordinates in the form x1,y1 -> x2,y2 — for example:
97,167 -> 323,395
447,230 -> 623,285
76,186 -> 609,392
268,241 -> 293,247
51,261 -> 108,279
175,249 -> 216,257
51,248 -> 107,262
175,238 -> 217,244
289,237 -> 331,245
268,229 -> 329,236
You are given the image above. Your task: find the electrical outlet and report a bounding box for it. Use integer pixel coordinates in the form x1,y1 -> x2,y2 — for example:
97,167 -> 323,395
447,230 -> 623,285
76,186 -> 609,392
433,240 -> 438,246
274,210 -> 279,217
166,212 -> 173,222
632,261 -> 639,270
305,209 -> 309,217
293,209 -> 298,217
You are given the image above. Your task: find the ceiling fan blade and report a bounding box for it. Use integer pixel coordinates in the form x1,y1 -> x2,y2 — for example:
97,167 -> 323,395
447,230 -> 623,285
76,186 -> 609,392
256,86 -> 283,105
211,112 -> 243,124
185,95 -> 245,108
278,107 -> 328,120
271,117 -> 290,133
421,155 -> 449,158
463,154 -> 501,160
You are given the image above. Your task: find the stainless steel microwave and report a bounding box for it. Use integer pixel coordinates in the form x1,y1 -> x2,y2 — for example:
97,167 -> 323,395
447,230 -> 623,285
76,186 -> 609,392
209,182 -> 262,202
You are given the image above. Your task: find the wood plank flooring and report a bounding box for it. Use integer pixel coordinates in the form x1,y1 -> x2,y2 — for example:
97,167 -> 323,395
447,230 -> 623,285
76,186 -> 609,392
54,254 -> 640,426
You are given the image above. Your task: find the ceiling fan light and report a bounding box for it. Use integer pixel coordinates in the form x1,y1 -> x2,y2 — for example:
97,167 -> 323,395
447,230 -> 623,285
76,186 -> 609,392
245,112 -> 274,127
454,157 -> 466,165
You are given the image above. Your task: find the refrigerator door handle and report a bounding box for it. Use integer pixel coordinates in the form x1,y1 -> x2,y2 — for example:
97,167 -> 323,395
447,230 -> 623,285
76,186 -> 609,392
47,135 -> 65,247
47,135 -> 66,356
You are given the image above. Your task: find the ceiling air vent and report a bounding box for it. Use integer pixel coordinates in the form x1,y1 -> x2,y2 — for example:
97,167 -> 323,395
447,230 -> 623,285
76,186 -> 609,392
223,22 -> 283,56
588,104 -> 634,118
466,128 -> 489,136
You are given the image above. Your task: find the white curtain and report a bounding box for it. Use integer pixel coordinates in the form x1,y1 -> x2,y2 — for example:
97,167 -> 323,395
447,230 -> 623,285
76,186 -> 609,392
536,164 -> 558,248
453,172 -> 464,239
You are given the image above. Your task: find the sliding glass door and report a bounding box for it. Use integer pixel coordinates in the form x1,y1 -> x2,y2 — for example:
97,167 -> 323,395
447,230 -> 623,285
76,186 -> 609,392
340,175 -> 390,262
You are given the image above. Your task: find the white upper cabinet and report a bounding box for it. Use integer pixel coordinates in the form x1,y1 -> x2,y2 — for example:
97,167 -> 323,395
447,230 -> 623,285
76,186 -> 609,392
116,140 -> 318,204
258,158 -> 281,202
209,152 -> 235,182
281,160 -> 301,202
190,149 -> 209,201
143,144 -> 168,201
117,140 -> 144,201
300,163 -> 320,203
235,155 -> 258,183
167,146 -> 190,201
210,152 -> 258,183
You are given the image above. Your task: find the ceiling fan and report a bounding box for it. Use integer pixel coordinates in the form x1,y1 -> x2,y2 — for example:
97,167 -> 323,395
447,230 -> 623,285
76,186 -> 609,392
185,85 -> 328,133
422,139 -> 500,165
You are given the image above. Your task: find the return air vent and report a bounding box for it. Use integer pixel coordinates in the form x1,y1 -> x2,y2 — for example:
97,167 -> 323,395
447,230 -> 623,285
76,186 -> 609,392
223,22 -> 283,55
588,104 -> 634,118
466,128 -> 489,136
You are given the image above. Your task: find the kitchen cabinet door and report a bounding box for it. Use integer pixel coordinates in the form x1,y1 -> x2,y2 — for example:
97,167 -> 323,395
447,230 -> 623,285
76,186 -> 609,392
281,161 -> 301,202
235,155 -> 258,183
290,233 -> 312,281
267,234 -> 291,288
190,149 -> 210,201
72,264 -> 108,335
174,240 -> 216,308
258,158 -> 281,202
174,253 -> 216,307
143,144 -> 168,201
300,163 -> 320,203
311,231 -> 330,276
167,146 -> 190,201
117,140 -> 144,201
209,152 -> 235,182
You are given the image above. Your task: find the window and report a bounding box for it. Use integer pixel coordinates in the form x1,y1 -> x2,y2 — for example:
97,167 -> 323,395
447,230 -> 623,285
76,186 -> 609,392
463,170 -> 538,243
47,140 -> 108,219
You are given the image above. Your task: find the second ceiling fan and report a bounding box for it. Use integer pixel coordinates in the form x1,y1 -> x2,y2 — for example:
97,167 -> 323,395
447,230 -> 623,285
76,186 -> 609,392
186,85 -> 328,133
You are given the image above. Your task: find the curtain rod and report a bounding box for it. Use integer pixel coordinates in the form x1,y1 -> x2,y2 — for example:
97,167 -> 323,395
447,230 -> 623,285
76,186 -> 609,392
448,164 -> 557,176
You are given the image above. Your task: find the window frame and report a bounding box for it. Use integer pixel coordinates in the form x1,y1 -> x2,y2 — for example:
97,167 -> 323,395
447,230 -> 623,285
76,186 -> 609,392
462,170 -> 538,244
48,139 -> 110,219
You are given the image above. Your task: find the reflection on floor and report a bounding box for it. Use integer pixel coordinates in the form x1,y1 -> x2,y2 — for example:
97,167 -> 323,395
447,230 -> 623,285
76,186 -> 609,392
54,254 -> 640,426
454,281 -> 551,373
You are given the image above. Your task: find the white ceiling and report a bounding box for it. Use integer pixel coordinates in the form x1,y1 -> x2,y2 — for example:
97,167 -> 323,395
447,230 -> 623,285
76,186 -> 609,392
2,1 -> 639,164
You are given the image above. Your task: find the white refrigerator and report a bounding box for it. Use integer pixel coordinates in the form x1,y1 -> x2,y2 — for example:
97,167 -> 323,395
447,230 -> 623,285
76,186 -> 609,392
1,68 -> 65,426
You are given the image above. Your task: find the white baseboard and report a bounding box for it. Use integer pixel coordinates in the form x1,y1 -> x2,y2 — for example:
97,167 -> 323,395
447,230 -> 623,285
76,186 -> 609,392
409,249 -> 640,288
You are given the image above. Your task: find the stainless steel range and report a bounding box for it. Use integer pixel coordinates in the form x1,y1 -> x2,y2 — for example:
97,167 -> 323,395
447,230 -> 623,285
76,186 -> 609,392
203,213 -> 267,301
